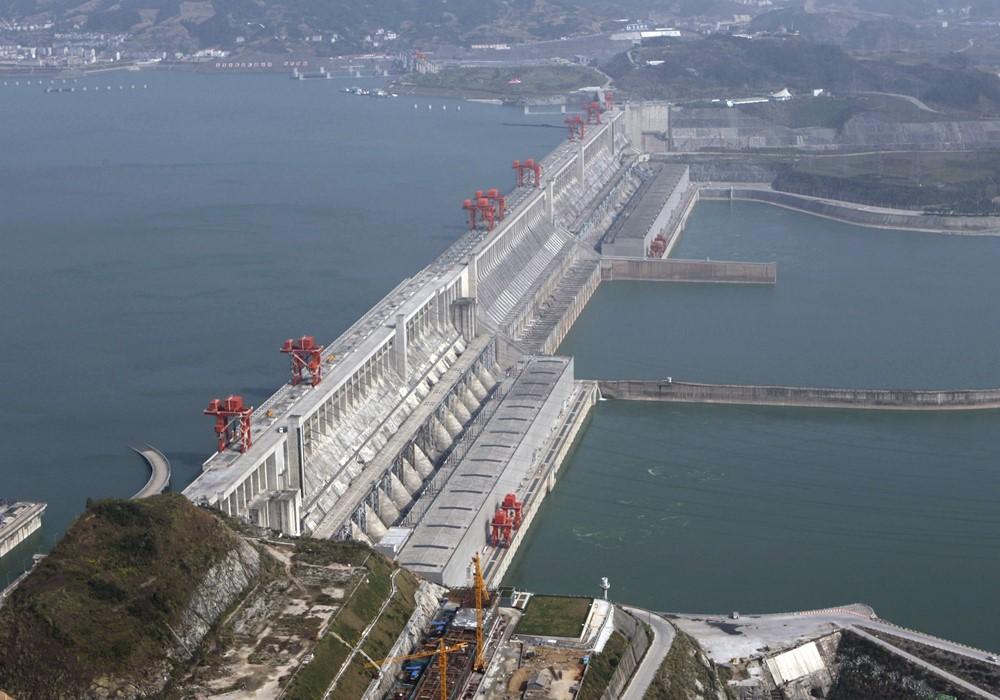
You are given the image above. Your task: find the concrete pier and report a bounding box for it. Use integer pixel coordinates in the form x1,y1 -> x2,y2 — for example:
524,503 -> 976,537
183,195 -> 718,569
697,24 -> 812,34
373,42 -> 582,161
600,257 -> 777,284
412,446 -> 434,479
0,502 -> 45,560
700,185 -> 1000,236
598,379 -> 1000,410
377,488 -> 401,524
388,473 -> 411,508
400,460 -> 423,493
131,444 -> 171,499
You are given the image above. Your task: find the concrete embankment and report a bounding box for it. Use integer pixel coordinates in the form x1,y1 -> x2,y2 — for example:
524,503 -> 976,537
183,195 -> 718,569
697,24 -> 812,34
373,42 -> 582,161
131,444 -> 171,499
701,185 -> 1000,235
600,257 -> 777,284
598,379 -> 1000,410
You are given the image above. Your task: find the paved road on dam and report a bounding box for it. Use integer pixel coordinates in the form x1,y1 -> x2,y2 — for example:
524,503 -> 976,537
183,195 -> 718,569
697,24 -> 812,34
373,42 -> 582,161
620,606 -> 676,700
131,444 -> 171,499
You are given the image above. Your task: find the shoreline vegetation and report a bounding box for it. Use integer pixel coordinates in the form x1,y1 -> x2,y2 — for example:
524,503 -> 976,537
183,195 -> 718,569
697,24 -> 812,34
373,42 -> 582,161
392,64 -> 608,102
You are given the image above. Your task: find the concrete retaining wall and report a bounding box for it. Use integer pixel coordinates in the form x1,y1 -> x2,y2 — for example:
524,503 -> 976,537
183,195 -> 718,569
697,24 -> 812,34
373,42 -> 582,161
600,257 -> 776,284
541,263 -> 602,355
701,186 -> 1000,235
361,579 -> 447,700
596,608 -> 651,700
598,380 -> 1000,410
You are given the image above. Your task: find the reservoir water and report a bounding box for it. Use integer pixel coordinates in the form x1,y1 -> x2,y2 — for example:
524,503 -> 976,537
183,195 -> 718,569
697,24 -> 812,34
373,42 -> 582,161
3,73 -> 997,651
505,201 -> 1000,649
0,71 -> 564,584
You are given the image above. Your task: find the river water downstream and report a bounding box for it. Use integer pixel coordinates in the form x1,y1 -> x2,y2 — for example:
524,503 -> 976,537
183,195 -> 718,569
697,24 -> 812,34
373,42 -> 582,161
505,201 -> 1000,650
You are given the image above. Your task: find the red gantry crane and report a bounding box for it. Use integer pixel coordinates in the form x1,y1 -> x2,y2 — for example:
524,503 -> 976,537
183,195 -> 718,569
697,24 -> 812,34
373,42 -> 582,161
513,158 -> 542,188
485,188 -> 506,221
204,395 -> 253,453
584,97 -> 603,125
462,192 -> 498,231
281,335 -> 324,386
490,507 -> 512,547
501,493 -> 522,529
565,115 -> 586,141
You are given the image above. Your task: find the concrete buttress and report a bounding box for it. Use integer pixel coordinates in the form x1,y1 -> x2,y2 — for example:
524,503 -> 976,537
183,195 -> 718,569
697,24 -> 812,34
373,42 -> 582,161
377,488 -> 401,525
442,409 -> 463,437
451,398 -> 472,424
364,504 -> 388,540
401,459 -> 423,492
413,445 -> 435,478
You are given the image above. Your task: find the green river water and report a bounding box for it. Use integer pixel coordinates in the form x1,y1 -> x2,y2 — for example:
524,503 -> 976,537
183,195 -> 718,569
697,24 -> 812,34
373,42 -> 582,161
504,201 -> 1000,650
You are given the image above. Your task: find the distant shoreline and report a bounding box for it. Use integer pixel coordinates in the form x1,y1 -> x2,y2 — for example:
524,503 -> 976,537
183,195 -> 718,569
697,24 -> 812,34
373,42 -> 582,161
699,184 -> 1000,235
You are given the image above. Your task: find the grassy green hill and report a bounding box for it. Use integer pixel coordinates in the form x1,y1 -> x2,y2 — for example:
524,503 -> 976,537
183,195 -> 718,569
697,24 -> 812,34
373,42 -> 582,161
0,495 -> 423,700
0,495 -> 247,698
607,35 -> 1000,114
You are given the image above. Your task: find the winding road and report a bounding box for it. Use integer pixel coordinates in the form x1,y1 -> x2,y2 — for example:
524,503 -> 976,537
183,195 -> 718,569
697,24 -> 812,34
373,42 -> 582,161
620,606 -> 676,700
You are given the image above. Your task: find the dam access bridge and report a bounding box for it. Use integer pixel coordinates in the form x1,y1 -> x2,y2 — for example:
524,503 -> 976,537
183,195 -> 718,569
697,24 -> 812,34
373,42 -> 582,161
182,101 -> 769,585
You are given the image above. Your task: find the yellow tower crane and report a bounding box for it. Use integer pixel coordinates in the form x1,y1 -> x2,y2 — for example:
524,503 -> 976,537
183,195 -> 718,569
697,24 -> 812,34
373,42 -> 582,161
368,638 -> 468,700
472,552 -> 490,672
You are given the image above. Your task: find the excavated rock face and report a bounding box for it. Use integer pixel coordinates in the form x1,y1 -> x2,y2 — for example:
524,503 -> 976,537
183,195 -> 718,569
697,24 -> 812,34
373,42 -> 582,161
0,495 -> 262,700
173,539 -> 261,662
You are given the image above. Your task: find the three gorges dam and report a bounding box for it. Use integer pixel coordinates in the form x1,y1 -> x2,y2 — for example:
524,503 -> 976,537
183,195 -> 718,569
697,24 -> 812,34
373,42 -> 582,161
182,100 -> 985,590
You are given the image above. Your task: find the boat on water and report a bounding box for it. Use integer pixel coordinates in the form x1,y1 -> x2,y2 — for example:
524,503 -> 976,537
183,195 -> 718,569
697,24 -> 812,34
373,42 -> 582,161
341,86 -> 397,98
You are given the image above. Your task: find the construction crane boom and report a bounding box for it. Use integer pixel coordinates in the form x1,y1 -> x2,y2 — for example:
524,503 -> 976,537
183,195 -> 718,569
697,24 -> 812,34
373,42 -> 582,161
368,639 -> 467,700
473,553 -> 490,672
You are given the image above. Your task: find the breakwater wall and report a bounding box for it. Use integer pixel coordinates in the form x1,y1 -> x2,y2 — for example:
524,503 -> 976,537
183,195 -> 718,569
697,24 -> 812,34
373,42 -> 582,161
701,186 -> 1000,235
598,380 -> 1000,410
600,257 -> 777,284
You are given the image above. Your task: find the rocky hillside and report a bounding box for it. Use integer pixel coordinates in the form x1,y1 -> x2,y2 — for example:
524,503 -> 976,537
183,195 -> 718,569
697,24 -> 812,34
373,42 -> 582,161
0,495 -> 429,700
0,495 -> 260,699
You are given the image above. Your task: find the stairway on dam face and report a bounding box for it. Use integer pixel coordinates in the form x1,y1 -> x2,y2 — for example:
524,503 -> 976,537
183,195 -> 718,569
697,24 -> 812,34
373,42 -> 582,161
554,148 -> 621,230
478,211 -> 577,329
514,257 -> 601,355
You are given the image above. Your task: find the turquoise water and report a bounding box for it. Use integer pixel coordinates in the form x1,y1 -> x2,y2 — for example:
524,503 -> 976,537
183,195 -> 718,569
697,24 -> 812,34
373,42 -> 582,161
0,71 -> 564,584
505,201 -> 1000,650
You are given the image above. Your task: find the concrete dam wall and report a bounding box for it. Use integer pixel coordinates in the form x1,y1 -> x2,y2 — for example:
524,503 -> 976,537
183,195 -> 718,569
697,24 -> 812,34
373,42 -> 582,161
701,186 -> 1000,235
598,380 -> 1000,410
600,257 -> 777,284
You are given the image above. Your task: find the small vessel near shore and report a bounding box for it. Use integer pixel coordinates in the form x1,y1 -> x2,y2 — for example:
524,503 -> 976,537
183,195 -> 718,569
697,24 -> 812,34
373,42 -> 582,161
342,85 -> 397,98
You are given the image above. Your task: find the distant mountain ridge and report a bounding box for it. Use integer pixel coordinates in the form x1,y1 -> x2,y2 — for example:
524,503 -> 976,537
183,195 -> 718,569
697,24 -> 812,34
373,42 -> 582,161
4,0 -> 603,54
607,35 -> 1000,114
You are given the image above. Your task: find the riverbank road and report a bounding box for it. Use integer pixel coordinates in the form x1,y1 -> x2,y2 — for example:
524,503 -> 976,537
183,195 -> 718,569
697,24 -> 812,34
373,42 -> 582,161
669,604 -> 1000,670
620,605 -> 676,700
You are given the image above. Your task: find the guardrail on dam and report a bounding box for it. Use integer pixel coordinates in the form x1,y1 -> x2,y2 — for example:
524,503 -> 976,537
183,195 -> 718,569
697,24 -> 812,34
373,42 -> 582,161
598,380 -> 1000,410
599,257 -> 776,284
